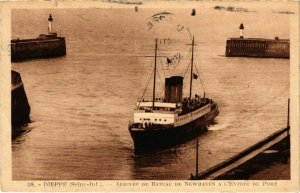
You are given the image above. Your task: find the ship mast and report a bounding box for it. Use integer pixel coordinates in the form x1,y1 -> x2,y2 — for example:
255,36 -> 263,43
189,36 -> 195,99
195,137 -> 199,178
152,39 -> 158,109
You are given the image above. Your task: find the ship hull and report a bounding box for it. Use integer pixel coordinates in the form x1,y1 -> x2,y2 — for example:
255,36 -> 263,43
129,107 -> 219,154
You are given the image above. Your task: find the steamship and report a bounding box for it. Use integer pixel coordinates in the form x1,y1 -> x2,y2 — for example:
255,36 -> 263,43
128,37 -> 219,153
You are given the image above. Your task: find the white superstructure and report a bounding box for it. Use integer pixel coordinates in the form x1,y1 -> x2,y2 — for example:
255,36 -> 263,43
133,102 -> 211,128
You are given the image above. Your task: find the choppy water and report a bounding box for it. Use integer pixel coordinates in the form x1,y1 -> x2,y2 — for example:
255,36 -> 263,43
12,3 -> 292,180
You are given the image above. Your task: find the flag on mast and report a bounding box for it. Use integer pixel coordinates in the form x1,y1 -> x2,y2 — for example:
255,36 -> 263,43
193,73 -> 198,79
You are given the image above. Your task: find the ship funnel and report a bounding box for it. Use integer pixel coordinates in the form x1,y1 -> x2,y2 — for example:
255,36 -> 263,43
165,76 -> 183,103
48,14 -> 53,34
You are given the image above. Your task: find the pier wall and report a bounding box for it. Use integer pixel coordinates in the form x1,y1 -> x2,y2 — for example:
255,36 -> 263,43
11,70 -> 31,129
225,38 -> 289,58
265,40 -> 290,58
215,136 -> 290,180
192,127 -> 290,180
11,38 -> 66,62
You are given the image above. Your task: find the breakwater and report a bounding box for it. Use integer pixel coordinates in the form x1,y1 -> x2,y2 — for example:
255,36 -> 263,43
226,38 -> 289,58
11,70 -> 31,130
11,33 -> 66,62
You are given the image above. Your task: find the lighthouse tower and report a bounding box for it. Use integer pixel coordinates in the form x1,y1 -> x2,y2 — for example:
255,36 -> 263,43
239,23 -> 244,38
48,14 -> 53,34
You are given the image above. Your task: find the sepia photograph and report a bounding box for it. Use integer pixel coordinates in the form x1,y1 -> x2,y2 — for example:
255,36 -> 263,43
1,0 -> 299,192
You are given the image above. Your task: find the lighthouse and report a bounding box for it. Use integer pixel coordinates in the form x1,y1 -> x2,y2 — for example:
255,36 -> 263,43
239,23 -> 244,38
48,14 -> 53,34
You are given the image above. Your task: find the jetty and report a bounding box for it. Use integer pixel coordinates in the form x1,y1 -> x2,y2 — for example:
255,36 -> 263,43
11,70 -> 31,130
11,14 -> 66,62
225,23 -> 289,58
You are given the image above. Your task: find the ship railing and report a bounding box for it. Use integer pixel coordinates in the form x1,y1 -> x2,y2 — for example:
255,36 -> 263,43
136,102 -> 179,112
180,101 -> 212,115
182,97 -> 211,108
135,109 -> 178,114
139,97 -> 166,102
137,101 -> 177,108
129,122 -> 173,130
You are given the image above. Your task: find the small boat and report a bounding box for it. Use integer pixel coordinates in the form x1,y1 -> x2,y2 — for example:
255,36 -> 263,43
128,37 -> 219,153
